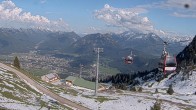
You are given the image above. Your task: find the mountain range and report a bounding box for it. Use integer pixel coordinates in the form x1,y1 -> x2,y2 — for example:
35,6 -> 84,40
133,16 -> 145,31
0,28 -> 193,73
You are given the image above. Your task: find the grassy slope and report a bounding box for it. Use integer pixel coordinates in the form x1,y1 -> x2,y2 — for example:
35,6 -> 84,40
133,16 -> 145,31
0,67 -> 69,110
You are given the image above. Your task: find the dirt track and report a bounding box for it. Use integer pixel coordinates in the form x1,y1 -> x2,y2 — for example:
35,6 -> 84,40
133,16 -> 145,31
0,63 -> 90,110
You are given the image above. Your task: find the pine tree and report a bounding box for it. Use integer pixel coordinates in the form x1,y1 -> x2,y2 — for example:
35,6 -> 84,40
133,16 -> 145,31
151,100 -> 161,110
155,88 -> 158,93
130,86 -> 137,92
167,84 -> 174,95
13,56 -> 20,69
138,87 -> 143,92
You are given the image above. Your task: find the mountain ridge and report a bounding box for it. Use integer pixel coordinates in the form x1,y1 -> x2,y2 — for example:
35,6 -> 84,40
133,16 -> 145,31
0,28 -> 192,72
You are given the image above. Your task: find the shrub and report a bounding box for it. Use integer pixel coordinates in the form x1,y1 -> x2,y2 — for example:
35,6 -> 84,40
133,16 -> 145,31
167,84 -> 174,95
138,87 -> 143,92
155,88 -> 158,93
130,87 -> 137,92
151,100 -> 161,110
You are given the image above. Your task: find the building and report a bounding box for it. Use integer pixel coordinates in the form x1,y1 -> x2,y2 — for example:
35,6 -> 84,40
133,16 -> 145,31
41,73 -> 59,83
65,76 -> 105,90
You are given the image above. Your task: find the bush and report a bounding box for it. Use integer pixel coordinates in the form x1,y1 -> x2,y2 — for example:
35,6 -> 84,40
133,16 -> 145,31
151,100 -> 161,110
130,87 -> 137,92
138,87 -> 143,92
167,84 -> 174,95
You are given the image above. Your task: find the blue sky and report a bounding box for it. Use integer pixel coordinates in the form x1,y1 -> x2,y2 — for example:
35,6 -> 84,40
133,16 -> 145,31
0,0 -> 195,36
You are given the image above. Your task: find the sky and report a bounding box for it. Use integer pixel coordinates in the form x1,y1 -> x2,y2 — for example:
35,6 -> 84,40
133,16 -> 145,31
0,0 -> 195,37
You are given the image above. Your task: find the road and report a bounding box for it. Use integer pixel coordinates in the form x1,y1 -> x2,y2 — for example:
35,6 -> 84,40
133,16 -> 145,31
0,63 -> 90,110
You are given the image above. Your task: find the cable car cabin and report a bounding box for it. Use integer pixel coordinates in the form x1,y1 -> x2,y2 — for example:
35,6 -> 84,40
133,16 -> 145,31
159,55 -> 177,74
164,56 -> 177,73
125,56 -> 133,64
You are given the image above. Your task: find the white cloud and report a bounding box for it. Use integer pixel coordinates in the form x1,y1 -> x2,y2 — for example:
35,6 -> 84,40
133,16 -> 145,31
93,2 -> 196,37
173,12 -> 196,18
89,26 -> 100,31
94,4 -> 156,33
82,26 -> 101,35
0,0 -> 70,31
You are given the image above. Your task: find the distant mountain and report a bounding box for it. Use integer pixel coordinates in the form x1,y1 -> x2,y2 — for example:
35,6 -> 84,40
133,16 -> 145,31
34,32 -> 191,72
69,33 -> 160,73
0,28 -> 80,54
159,33 -> 192,45
0,28 -> 192,73
0,28 -> 51,54
71,32 -> 178,56
72,33 -> 120,55
38,31 -> 80,53
115,31 -> 191,56
69,33 -> 123,68
116,32 -> 164,56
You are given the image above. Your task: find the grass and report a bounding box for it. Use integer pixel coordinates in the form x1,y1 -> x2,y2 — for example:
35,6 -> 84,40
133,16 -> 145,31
39,97 -> 72,110
19,69 -> 41,81
15,70 -> 74,109
0,73 -> 43,105
26,68 -> 49,76
64,88 -> 78,96
116,89 -> 124,93
82,95 -> 92,99
17,81 -> 41,95
0,83 -> 14,91
39,100 -> 48,109
0,64 -> 74,109
1,91 -> 24,102
100,65 -> 120,75
183,107 -> 193,110
94,96 -> 116,103
6,69 -> 42,95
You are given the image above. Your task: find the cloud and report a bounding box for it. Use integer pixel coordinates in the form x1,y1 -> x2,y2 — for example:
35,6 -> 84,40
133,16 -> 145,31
173,12 -> 196,18
162,0 -> 196,9
0,0 -> 70,31
89,26 -> 100,31
94,4 -> 156,33
151,0 -> 196,18
138,0 -> 196,18
164,0 -> 196,18
94,4 -> 193,37
40,0 -> 47,4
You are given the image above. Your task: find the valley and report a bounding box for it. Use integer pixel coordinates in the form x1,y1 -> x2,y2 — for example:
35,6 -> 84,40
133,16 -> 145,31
0,28 -> 191,75
0,28 -> 195,110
